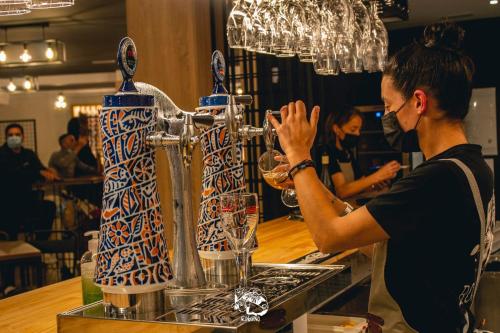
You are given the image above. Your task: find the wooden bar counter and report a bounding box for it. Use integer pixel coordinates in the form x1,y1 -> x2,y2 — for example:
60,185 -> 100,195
0,217 -> 355,333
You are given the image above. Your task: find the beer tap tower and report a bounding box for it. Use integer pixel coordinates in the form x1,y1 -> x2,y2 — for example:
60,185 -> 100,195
58,38 -> 350,333
194,51 -> 276,284
95,36 -> 278,313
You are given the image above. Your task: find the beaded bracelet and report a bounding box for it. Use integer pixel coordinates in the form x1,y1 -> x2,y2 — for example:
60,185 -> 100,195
288,159 -> 315,180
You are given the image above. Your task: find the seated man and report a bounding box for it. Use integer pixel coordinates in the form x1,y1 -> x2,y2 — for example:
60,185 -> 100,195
49,133 -> 97,178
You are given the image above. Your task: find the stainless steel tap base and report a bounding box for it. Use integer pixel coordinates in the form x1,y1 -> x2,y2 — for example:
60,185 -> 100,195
200,254 -> 242,288
58,263 -> 354,333
102,290 -> 166,319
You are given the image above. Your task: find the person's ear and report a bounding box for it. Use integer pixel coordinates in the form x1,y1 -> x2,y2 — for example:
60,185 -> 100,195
332,124 -> 341,137
413,89 -> 428,115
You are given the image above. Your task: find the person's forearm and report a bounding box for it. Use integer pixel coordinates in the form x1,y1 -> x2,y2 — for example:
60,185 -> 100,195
335,174 -> 378,199
292,167 -> 343,251
319,179 -> 351,214
76,160 -> 97,175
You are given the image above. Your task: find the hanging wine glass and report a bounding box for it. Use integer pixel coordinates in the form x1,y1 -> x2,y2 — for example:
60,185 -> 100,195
363,1 -> 388,72
297,0 -> 319,63
227,0 -> 250,49
227,0 -> 257,50
251,0 -> 276,54
226,0 -> 389,75
273,1 -> 295,57
350,0 -> 371,71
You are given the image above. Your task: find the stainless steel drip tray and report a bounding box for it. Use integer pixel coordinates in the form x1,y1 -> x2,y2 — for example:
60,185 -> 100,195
58,263 -> 351,333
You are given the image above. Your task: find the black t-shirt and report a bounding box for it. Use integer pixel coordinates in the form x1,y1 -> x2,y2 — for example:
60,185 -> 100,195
75,144 -> 97,177
366,144 -> 494,332
319,143 -> 361,178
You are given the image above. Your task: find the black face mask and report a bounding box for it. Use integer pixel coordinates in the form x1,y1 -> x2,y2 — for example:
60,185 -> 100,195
341,133 -> 359,149
381,101 -> 421,152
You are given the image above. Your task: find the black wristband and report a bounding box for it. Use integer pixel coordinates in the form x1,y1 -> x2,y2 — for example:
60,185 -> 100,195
288,159 -> 315,180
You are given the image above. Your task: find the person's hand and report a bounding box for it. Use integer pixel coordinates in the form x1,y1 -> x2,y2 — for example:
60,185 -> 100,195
373,161 -> 400,183
267,100 -> 320,167
40,169 -> 60,182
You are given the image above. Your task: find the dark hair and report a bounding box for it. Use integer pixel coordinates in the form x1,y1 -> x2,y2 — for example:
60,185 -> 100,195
5,123 -> 24,137
321,107 -> 362,145
67,116 -> 88,139
58,133 -> 72,145
383,22 -> 474,119
67,118 -> 80,139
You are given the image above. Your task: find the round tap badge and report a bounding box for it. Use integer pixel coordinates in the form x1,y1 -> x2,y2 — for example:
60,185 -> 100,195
117,37 -> 137,79
211,50 -> 226,84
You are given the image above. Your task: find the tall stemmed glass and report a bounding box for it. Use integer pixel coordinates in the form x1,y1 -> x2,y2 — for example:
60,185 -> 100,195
258,149 -> 299,207
219,192 -> 259,288
227,0 -> 253,49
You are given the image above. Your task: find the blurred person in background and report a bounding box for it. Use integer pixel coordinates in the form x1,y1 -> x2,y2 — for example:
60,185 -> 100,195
67,116 -> 99,176
319,107 -> 400,200
66,117 -> 102,207
0,123 -> 58,297
0,123 -> 58,239
49,133 -> 97,178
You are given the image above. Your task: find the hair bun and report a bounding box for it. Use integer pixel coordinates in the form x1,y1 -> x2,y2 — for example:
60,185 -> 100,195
423,22 -> 465,51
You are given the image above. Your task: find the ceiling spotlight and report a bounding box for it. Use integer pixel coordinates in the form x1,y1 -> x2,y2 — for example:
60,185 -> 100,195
55,93 -> 67,109
0,49 -> 6,62
20,44 -> 31,63
490,0 -> 498,4
7,79 -> 16,92
45,44 -> 54,60
23,76 -> 33,90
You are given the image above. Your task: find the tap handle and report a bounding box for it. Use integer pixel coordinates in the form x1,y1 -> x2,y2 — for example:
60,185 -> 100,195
263,110 -> 279,151
191,114 -> 215,129
233,95 -> 253,106
146,132 -> 180,147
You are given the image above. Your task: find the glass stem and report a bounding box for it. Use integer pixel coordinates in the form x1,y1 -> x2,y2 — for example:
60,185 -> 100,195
235,250 -> 250,288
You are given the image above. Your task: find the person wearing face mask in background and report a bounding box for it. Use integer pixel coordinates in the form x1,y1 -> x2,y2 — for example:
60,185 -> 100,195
268,22 -> 495,332
0,123 -> 59,238
318,107 -> 401,200
0,123 -> 59,297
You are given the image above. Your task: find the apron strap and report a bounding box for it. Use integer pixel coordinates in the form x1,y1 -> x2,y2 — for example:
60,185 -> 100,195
440,158 -> 486,300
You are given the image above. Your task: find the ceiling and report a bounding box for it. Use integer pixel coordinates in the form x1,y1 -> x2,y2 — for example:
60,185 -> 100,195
387,0 -> 500,29
0,0 -> 498,80
0,0 -> 126,79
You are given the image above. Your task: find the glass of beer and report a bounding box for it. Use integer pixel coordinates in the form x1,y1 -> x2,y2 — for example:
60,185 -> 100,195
258,149 -> 298,207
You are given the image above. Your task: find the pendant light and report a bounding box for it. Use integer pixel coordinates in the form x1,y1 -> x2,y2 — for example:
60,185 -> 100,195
55,92 -> 67,109
29,0 -> 74,9
0,1 -> 30,16
6,79 -> 16,92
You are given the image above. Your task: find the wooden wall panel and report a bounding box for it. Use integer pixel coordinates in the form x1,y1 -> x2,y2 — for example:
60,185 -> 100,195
126,0 -> 213,248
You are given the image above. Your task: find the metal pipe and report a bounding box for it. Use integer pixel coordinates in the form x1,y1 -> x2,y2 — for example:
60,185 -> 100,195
136,82 -> 206,290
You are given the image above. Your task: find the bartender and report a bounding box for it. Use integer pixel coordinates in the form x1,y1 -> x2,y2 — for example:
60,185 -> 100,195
268,22 -> 494,332
319,107 -> 400,199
